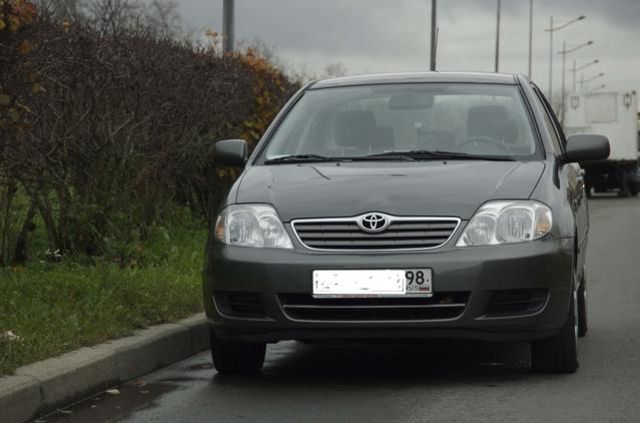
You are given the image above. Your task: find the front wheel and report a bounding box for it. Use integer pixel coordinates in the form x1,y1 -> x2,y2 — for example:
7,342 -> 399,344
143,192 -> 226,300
209,329 -> 266,375
531,293 -> 579,373
578,276 -> 588,337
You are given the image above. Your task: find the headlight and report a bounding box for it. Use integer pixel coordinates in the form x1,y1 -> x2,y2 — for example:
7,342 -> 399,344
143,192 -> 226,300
215,204 -> 293,249
456,201 -> 552,247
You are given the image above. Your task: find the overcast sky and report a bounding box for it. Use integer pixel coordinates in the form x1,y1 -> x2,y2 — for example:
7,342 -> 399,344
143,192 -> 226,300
175,0 -> 639,98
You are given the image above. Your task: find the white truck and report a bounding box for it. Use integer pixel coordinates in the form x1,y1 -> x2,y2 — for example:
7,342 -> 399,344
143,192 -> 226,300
564,91 -> 640,197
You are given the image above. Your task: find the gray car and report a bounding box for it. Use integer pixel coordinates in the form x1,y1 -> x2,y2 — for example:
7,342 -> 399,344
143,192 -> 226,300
203,72 -> 610,375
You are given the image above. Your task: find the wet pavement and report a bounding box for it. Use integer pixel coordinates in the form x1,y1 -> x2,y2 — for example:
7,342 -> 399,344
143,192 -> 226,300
45,196 -> 640,423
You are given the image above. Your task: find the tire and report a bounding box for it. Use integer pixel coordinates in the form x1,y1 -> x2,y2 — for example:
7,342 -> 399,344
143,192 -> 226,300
630,185 -> 638,197
209,329 -> 266,375
531,292 -> 579,373
577,276 -> 588,337
619,172 -> 631,197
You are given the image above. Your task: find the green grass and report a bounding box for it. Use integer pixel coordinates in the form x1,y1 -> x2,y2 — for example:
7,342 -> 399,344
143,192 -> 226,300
0,224 -> 207,376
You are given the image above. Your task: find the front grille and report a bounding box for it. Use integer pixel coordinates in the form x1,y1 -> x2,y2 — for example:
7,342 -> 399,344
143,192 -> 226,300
485,289 -> 549,317
279,292 -> 469,321
214,292 -> 266,318
291,215 -> 460,251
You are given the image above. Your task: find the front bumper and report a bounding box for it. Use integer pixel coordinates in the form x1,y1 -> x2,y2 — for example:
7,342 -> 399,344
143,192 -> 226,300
203,236 -> 574,343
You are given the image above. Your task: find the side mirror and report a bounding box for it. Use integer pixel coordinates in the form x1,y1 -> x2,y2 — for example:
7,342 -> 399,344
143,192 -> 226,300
563,134 -> 610,163
214,139 -> 248,167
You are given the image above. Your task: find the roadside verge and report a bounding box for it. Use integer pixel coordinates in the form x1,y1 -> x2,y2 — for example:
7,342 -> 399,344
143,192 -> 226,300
0,313 -> 208,423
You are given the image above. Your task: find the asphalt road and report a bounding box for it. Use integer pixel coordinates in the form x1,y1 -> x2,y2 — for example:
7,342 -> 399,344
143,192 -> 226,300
48,196 -> 640,423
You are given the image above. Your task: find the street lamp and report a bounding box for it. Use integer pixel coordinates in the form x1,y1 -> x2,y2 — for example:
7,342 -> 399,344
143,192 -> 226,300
528,0 -> 533,78
572,59 -> 599,91
222,0 -> 235,53
430,0 -> 437,71
581,72 -> 605,92
558,40 -> 593,122
544,15 -> 585,100
495,0 -> 501,72
588,84 -> 606,94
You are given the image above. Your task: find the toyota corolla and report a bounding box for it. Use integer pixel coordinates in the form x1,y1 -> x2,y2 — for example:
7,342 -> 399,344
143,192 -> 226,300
203,72 -> 610,374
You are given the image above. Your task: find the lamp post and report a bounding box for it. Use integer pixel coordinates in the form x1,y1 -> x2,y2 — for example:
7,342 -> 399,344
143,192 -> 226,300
495,0 -> 501,72
544,15 -> 585,100
430,0 -> 437,71
528,0 -> 533,78
559,40 -> 593,123
223,0 -> 235,53
581,72 -> 605,92
572,59 -> 599,92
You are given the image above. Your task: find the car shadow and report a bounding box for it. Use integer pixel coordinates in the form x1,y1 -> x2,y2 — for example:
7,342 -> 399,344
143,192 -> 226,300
212,340 -> 536,388
44,341 -> 554,423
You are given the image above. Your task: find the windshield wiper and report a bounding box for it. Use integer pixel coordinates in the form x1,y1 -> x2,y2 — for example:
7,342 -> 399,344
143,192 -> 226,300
265,153 -> 416,164
347,153 -> 415,161
360,150 -> 517,162
264,154 -> 340,164
265,151 -> 516,164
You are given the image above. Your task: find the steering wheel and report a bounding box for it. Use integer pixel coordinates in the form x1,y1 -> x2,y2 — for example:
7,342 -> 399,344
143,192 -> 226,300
458,136 -> 513,154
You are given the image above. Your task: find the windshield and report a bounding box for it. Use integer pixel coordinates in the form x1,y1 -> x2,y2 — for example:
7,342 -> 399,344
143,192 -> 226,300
261,83 -> 540,162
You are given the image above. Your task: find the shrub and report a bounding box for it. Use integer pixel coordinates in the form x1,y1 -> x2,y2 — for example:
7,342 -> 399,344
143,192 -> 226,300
0,0 -> 39,265
0,14 -> 298,263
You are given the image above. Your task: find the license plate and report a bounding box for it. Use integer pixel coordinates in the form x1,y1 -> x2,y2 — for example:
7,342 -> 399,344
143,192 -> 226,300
312,269 -> 432,298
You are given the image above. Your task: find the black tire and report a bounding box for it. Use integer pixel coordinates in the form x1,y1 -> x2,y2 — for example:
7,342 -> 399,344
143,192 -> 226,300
619,172 -> 631,197
577,276 -> 588,337
630,185 -> 638,197
531,293 -> 579,373
209,329 -> 266,375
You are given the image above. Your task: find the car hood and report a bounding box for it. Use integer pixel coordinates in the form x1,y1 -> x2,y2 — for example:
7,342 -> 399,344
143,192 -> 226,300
235,161 -> 545,221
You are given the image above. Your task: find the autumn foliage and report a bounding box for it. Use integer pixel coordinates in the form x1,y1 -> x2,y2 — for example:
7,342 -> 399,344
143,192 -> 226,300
0,7 -> 297,264
0,0 -> 37,30
0,0 -> 38,136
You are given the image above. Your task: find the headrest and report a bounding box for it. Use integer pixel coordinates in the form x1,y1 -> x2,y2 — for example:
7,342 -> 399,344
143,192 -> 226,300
500,120 -> 519,143
334,111 -> 377,148
373,126 -> 395,150
467,105 -> 509,139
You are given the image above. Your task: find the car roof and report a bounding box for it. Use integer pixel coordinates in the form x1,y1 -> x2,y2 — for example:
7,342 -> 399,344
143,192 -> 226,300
311,72 -> 521,89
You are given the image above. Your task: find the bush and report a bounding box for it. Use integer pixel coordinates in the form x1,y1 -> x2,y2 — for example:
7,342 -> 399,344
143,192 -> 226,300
0,0 -> 39,265
0,14 -> 298,263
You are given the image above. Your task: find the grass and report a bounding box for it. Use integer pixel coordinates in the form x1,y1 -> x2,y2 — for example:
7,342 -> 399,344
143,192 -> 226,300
0,223 -> 207,376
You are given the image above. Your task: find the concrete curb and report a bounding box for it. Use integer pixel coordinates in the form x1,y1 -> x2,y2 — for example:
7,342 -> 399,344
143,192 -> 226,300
0,313 -> 209,423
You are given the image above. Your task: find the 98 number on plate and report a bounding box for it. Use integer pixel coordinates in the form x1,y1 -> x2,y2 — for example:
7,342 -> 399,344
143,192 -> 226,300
405,268 -> 432,296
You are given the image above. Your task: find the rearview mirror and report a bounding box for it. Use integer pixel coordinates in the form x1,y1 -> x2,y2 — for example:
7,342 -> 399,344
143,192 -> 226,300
563,134 -> 610,163
214,139 -> 248,167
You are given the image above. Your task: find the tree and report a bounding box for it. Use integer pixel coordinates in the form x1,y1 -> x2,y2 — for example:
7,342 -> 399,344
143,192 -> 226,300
35,0 -> 83,22
324,62 -> 348,78
144,0 -> 180,39
35,0 -> 183,38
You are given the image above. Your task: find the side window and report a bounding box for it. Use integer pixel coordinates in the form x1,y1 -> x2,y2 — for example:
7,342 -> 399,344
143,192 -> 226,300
530,85 -> 564,155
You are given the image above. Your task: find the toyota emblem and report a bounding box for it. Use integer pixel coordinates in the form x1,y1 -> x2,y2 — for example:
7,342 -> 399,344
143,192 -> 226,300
357,213 -> 390,233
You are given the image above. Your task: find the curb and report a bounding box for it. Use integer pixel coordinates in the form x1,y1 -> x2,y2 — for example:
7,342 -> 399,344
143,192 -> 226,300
0,313 -> 209,423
